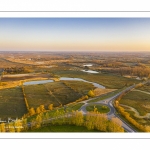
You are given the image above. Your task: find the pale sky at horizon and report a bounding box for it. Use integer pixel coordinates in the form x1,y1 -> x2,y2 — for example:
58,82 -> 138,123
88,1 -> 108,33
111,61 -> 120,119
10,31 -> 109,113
0,18 -> 150,52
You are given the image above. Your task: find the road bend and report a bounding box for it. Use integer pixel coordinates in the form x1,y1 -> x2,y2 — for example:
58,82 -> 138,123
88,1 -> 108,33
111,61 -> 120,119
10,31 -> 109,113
79,83 -> 145,132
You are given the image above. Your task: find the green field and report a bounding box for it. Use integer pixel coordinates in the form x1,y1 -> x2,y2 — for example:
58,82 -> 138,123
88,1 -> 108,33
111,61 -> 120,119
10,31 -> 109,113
49,70 -> 139,89
86,104 -> 110,113
0,87 -> 27,120
28,124 -> 99,132
24,81 -> 93,109
120,91 -> 150,116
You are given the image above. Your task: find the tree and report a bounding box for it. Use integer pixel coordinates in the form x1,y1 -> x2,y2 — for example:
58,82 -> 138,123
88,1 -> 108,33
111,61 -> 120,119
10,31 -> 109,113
22,118 -> 28,131
48,104 -> 53,111
107,117 -> 124,132
8,122 -> 15,132
29,107 -> 36,116
88,90 -> 95,97
94,114 -> 108,131
85,112 -> 96,130
84,95 -> 88,100
0,123 -> 5,132
39,105 -> 45,112
35,114 -> 42,129
36,107 -> 41,114
14,119 -> 23,132
71,111 -> 84,126
44,112 -> 50,121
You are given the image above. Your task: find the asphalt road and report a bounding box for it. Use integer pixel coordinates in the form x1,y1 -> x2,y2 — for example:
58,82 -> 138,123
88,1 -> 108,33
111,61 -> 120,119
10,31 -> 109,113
79,84 -> 137,132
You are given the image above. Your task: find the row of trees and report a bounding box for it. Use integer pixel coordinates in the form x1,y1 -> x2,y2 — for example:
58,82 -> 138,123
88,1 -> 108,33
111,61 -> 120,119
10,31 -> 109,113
114,84 -> 150,132
3,66 -> 32,74
27,109 -> 124,132
0,107 -> 124,132
102,66 -> 150,78
115,105 -> 150,132
28,104 -> 53,117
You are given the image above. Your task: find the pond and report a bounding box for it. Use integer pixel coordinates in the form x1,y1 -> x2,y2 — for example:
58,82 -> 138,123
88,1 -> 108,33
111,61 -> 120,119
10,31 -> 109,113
81,70 -> 99,74
23,77 -> 105,89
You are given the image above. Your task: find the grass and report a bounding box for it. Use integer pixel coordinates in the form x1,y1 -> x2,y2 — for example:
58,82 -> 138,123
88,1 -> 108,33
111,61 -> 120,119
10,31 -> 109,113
28,124 -> 99,132
120,91 -> 150,116
0,87 -> 27,120
86,104 -> 110,113
66,103 -> 84,112
49,70 -> 140,89
88,88 -> 124,103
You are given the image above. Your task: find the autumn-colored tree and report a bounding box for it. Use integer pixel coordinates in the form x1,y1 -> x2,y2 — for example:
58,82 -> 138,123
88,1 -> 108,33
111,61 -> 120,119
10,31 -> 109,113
22,118 -> 28,131
14,119 -> 23,132
35,114 -> 42,129
88,90 -> 95,97
48,104 -> 53,111
0,123 -> 5,132
39,105 -> 45,112
145,126 -> 150,132
94,114 -> 108,131
108,117 -> 124,132
84,95 -> 88,100
30,119 -> 36,130
85,112 -> 96,130
8,122 -> 15,132
36,107 -> 41,114
70,111 -> 84,126
93,106 -> 98,113
29,107 -> 36,116
44,112 -> 50,120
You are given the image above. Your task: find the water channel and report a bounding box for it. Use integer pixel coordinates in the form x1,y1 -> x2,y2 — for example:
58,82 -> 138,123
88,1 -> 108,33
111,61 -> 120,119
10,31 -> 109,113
23,77 -> 105,89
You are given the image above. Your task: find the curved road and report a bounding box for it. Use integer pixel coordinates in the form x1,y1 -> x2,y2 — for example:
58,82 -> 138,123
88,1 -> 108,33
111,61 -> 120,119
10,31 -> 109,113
79,84 -> 137,132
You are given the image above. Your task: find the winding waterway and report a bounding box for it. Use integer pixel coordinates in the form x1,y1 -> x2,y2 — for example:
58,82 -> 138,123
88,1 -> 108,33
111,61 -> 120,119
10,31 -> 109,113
23,77 -> 105,89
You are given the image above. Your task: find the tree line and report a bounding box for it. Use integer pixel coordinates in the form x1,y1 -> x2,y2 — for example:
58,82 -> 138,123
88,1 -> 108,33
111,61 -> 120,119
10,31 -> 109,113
102,66 -> 150,78
0,107 -> 124,132
114,84 -> 150,132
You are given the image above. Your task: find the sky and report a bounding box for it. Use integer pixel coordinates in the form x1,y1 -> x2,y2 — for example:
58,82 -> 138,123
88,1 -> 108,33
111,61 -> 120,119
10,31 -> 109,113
0,18 -> 150,52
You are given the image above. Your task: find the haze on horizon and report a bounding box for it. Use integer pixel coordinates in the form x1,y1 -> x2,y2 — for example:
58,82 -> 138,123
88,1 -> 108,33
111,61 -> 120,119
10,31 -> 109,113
0,18 -> 150,52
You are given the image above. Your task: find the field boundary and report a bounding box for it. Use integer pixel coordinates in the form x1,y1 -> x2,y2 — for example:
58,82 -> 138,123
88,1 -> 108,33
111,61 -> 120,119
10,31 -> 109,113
21,85 -> 30,111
